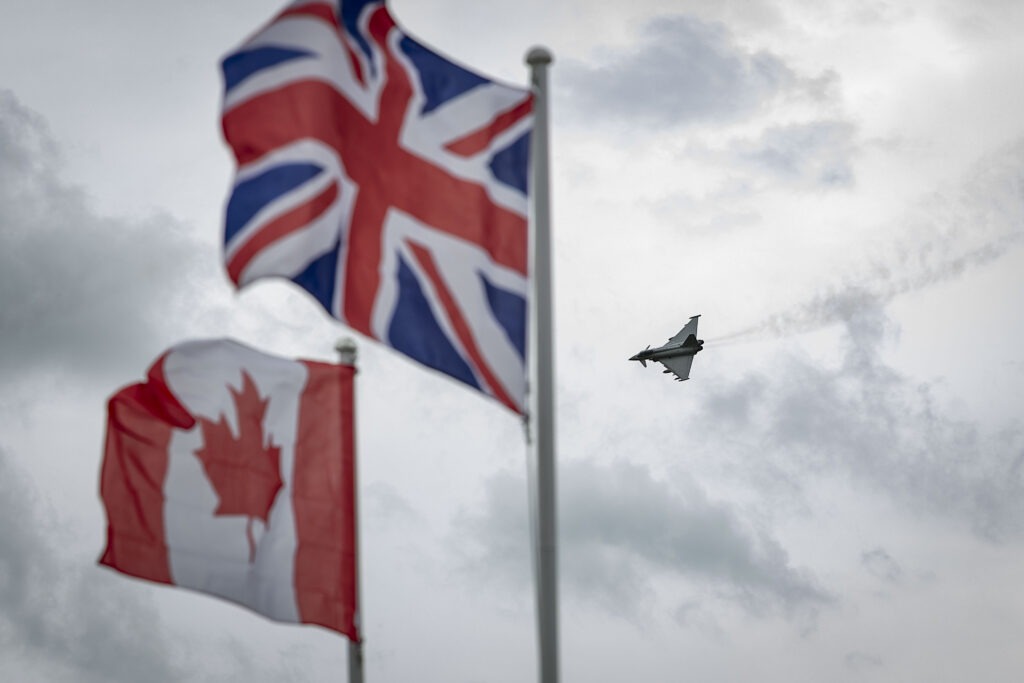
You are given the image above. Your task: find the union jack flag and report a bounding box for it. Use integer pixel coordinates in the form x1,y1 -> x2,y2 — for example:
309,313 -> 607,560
220,0 -> 533,413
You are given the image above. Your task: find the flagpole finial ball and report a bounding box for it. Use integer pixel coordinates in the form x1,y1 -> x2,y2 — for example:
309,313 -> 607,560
335,337 -> 358,365
525,46 -> 553,66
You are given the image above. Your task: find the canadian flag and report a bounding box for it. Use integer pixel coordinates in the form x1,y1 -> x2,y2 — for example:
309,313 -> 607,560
99,338 -> 358,641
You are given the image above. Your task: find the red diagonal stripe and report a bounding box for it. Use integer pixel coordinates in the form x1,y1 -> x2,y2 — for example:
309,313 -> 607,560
408,241 -> 518,412
277,2 -> 368,86
444,96 -> 534,157
227,181 -> 339,285
278,2 -> 337,25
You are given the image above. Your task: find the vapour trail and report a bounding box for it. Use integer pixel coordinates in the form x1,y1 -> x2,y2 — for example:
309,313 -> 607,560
708,141 -> 1024,345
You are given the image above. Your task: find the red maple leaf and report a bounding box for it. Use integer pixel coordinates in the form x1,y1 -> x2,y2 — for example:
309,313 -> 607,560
194,371 -> 283,562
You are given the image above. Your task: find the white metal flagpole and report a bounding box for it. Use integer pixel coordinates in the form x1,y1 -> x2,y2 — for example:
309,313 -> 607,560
335,338 -> 364,683
525,46 -> 559,683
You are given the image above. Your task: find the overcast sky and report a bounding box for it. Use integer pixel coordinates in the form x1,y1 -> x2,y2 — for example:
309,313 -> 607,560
2,0 -> 1023,681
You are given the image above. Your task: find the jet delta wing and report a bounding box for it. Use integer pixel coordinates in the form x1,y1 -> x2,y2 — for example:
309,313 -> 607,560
659,355 -> 695,382
667,316 -> 700,345
629,315 -> 703,382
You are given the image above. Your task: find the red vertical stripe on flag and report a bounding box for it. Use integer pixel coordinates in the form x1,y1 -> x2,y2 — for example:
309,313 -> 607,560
292,361 -> 359,641
99,355 -> 194,584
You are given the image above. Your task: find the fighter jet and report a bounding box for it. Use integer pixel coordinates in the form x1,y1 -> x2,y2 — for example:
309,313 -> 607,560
629,315 -> 703,381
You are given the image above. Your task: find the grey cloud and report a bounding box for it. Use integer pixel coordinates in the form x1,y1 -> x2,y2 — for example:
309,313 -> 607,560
731,121 -> 857,187
672,600 -> 723,636
861,548 -> 903,583
453,470 -> 532,590
0,90 -> 205,385
703,300 -> 1024,540
0,449 -> 183,682
845,650 -> 884,673
560,15 -> 833,127
561,460 -> 831,617
456,460 -> 830,620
